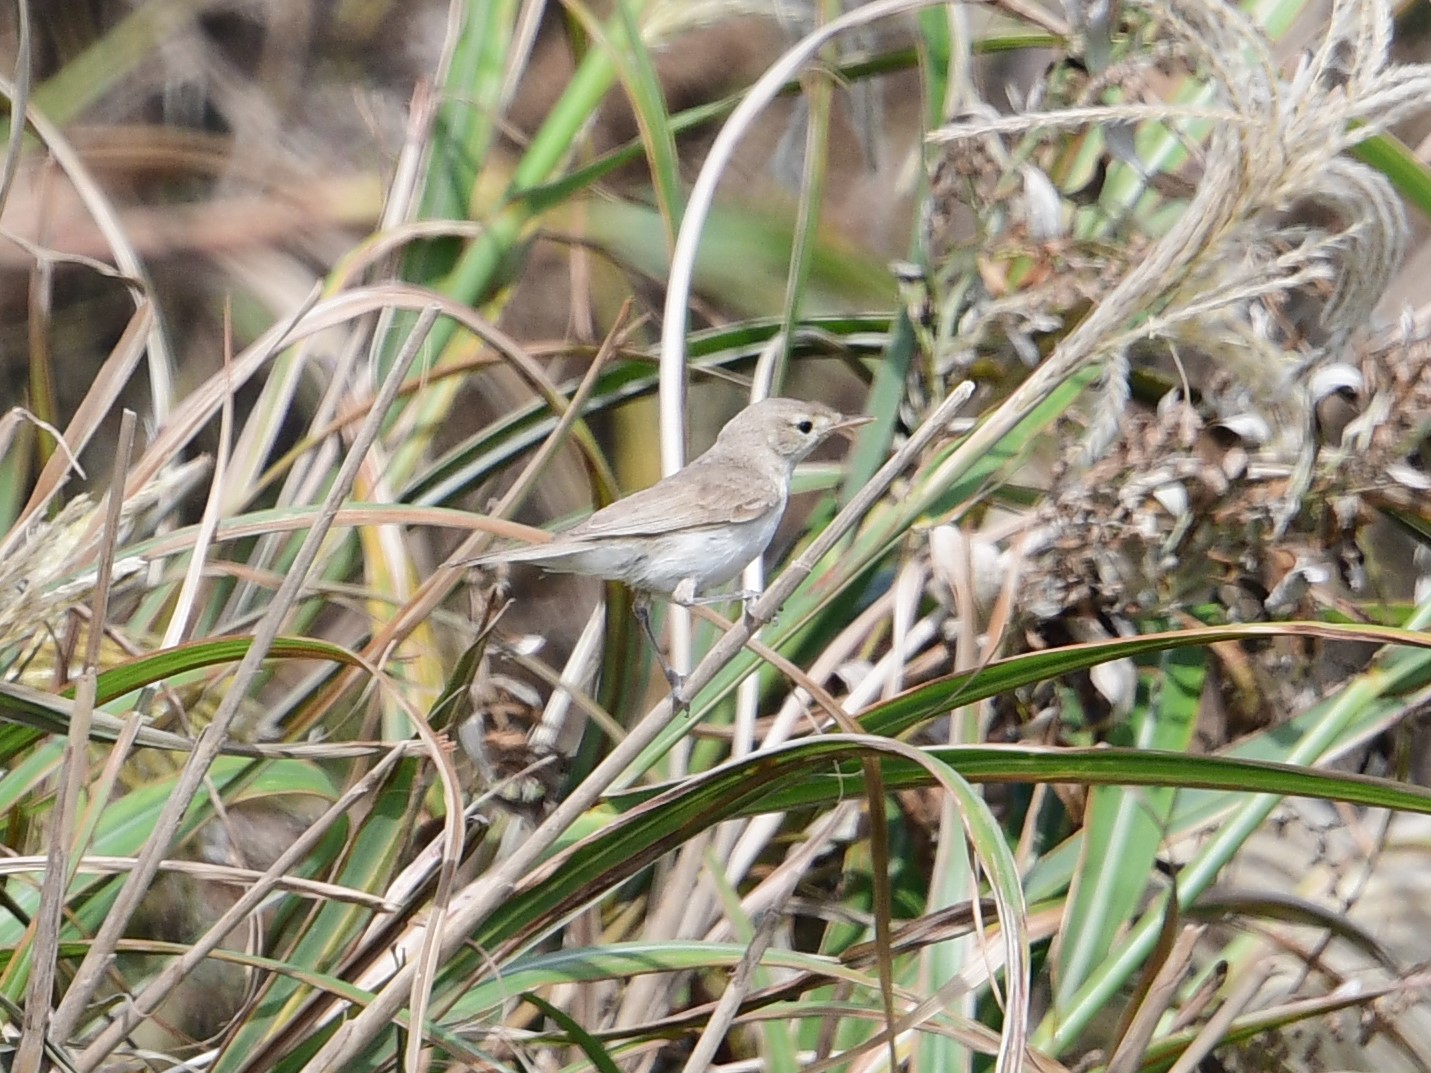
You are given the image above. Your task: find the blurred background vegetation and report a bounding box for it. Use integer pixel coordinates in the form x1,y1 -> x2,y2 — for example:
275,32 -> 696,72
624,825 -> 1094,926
5,1 -> 1431,1071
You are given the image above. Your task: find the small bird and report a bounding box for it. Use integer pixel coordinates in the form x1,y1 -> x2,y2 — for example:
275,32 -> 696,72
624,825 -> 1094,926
467,397 -> 871,688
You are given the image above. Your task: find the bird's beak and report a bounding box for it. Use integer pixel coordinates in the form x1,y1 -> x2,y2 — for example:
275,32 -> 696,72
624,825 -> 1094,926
831,414 -> 875,439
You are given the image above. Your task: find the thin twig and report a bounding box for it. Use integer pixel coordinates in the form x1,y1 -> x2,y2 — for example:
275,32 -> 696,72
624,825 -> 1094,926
60,305 -> 441,1064
78,740 -> 417,1065
16,410 -> 135,1073
0,0 -> 30,219
0,71 -> 174,417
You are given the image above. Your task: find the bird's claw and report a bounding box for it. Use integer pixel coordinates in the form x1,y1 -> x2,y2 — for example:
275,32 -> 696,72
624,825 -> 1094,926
739,593 -> 778,631
741,598 -> 759,632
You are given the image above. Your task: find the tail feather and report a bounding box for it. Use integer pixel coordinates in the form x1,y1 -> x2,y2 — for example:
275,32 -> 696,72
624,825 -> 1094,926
464,541 -> 582,571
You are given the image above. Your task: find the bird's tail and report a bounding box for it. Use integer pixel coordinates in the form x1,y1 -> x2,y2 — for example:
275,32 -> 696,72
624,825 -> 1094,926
462,541 -> 575,570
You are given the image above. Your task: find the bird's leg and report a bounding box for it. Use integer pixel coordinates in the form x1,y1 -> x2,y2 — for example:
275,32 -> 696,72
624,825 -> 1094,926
683,589 -> 760,608
670,584 -> 768,635
632,593 -> 686,701
672,578 -> 764,627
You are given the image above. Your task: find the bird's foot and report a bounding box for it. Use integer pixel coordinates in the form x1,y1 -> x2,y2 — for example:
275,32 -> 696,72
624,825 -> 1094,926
648,640 -> 690,710
742,598 -> 760,632
739,592 -> 780,632
656,656 -> 685,692
653,646 -> 691,711
666,669 -> 691,713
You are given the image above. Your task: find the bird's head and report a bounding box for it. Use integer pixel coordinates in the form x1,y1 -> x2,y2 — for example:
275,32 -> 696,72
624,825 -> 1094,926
716,397 -> 872,466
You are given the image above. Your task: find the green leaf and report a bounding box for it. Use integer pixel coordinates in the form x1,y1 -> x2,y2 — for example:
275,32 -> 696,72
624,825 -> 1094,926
1053,646 -> 1205,1006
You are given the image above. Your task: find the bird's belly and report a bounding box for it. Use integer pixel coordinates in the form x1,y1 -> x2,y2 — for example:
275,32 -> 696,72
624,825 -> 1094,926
624,512 -> 781,595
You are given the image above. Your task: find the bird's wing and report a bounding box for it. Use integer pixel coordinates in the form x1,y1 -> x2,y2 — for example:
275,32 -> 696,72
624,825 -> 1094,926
568,462 -> 780,540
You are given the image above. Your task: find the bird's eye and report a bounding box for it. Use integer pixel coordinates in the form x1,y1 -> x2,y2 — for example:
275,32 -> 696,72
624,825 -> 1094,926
795,419 -> 814,434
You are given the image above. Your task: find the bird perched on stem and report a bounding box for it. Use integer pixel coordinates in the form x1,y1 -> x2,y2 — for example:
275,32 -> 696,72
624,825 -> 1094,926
466,397 -> 871,691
